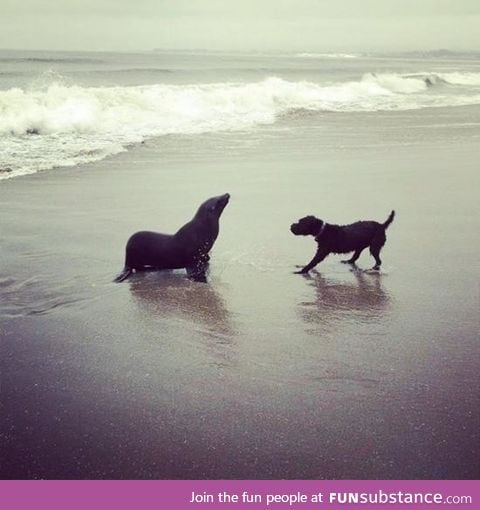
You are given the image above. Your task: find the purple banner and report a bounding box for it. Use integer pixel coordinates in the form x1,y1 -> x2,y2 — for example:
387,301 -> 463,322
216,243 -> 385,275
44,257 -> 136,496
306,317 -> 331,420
1,480 -> 478,509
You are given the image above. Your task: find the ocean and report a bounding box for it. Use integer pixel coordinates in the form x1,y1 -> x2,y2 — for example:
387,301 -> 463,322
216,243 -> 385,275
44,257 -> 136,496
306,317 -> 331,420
1,49 -> 479,479
1,49 -> 480,179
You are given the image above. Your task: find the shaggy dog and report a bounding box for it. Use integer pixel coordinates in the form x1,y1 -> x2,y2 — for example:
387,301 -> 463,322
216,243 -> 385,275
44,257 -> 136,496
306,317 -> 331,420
291,211 -> 395,273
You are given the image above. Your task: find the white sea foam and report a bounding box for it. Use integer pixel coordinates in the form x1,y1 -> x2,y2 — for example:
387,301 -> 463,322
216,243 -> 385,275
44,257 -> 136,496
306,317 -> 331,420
437,72 -> 480,86
403,71 -> 480,87
1,72 -> 480,179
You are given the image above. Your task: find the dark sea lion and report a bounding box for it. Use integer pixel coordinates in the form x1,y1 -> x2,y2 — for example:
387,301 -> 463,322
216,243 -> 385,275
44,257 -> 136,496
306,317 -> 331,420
114,193 -> 230,283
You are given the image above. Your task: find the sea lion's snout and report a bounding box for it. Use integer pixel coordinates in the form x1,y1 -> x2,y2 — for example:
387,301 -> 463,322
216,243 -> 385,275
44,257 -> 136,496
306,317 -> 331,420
198,193 -> 231,218
217,193 -> 230,210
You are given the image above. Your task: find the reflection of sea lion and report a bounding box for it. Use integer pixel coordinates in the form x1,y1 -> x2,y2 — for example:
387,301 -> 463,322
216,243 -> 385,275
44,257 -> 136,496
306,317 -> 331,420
114,193 -> 230,282
130,272 -> 234,339
130,272 -> 236,368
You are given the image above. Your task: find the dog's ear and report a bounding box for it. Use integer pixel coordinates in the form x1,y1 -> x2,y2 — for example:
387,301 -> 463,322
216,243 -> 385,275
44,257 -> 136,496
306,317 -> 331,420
309,217 -> 325,237
300,216 -> 321,235
308,215 -> 322,226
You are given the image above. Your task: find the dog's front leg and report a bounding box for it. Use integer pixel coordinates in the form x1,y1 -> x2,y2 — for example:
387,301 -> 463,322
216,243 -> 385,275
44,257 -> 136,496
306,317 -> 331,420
295,248 -> 328,274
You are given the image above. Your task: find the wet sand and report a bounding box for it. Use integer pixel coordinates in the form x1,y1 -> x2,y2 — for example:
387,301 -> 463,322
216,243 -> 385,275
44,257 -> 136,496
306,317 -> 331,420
1,110 -> 479,479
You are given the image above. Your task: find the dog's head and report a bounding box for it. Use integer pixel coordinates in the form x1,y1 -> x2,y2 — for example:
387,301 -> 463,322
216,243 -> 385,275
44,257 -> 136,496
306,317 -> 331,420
290,215 -> 324,236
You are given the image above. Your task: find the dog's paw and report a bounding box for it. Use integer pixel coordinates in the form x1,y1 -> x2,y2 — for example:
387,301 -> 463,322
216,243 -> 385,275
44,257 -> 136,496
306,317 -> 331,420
362,267 -> 383,275
294,269 -> 308,274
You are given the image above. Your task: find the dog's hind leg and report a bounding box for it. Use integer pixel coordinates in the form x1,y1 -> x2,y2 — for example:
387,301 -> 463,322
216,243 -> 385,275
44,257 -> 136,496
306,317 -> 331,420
341,248 -> 364,265
369,233 -> 386,270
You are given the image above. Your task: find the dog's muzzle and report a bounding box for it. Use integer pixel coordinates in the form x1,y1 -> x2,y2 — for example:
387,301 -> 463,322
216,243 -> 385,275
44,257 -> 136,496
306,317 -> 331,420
290,223 -> 300,235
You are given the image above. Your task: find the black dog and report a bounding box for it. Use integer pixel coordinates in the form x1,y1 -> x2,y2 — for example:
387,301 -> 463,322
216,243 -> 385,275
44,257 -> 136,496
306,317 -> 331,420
290,211 -> 395,273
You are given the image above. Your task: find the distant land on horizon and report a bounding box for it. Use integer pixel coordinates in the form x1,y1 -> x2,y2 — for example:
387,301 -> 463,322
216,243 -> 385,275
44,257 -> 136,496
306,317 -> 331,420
0,47 -> 479,59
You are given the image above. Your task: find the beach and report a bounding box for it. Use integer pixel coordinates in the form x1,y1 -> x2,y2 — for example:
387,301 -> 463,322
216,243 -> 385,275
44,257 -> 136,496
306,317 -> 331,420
1,51 -> 479,479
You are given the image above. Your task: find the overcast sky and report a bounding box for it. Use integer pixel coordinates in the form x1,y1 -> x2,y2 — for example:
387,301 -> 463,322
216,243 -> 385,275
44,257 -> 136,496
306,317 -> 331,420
2,0 -> 480,53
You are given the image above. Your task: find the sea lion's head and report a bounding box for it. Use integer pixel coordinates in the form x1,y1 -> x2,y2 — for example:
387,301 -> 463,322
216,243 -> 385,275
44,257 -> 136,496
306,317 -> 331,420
197,193 -> 230,220
290,215 -> 324,236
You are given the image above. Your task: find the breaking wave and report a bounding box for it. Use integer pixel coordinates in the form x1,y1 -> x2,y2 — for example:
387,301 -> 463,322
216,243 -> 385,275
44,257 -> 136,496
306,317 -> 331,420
1,71 -> 480,179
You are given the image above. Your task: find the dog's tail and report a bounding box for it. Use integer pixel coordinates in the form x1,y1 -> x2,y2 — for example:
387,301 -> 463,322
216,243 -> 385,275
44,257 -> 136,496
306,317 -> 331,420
113,266 -> 132,283
383,210 -> 395,229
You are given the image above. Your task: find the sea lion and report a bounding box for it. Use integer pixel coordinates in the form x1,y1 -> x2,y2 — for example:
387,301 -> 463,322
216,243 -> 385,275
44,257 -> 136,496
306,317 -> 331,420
114,193 -> 230,283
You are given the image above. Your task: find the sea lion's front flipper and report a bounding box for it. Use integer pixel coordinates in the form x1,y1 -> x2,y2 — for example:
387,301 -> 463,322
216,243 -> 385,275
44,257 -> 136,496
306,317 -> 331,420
186,260 -> 209,283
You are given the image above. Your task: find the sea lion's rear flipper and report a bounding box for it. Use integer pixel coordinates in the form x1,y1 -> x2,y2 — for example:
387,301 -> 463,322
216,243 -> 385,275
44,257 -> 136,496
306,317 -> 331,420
113,267 -> 133,283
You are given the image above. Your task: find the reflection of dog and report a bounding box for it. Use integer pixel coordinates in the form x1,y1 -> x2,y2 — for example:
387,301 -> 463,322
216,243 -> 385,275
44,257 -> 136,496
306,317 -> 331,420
115,194 -> 230,282
300,270 -> 390,322
290,211 -> 395,273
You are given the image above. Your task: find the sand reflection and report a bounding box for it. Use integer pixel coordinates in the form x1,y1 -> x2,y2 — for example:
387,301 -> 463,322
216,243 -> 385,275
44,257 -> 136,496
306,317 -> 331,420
298,268 -> 391,328
129,271 -> 234,339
